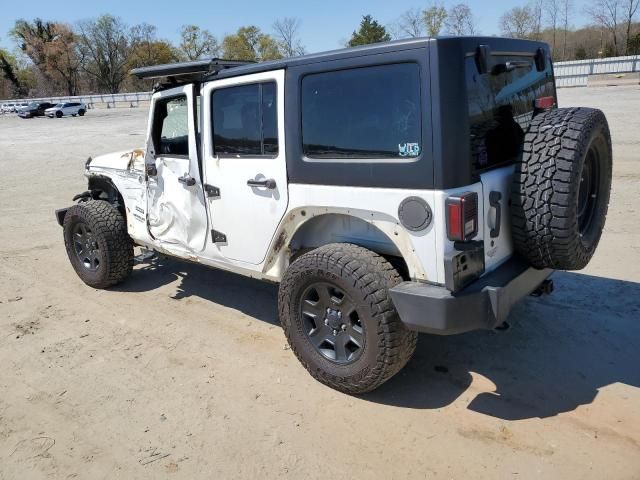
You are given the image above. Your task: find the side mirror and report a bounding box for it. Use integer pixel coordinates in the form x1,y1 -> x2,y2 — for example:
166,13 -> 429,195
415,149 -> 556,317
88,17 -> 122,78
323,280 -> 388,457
475,45 -> 492,75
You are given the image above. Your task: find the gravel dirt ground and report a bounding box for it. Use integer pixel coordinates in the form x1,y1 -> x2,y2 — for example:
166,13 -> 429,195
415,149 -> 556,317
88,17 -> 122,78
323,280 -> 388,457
1,87 -> 639,480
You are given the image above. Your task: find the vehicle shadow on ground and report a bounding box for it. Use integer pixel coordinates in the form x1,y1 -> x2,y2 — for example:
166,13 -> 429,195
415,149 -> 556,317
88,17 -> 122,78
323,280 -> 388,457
114,256 -> 280,325
115,258 -> 640,420
366,272 -> 640,419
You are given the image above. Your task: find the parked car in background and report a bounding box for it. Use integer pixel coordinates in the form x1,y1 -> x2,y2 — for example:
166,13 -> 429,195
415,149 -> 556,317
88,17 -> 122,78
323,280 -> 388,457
1,103 -> 16,113
18,102 -> 55,118
45,102 -> 87,118
14,102 -> 29,113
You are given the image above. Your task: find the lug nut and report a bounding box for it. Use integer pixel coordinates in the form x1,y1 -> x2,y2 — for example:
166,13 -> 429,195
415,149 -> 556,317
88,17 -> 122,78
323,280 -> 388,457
324,319 -> 329,325
341,324 -> 347,331
332,329 -> 337,335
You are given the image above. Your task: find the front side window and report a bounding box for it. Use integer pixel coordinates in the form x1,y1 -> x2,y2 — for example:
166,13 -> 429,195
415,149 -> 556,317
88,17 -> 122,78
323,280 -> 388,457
301,63 -> 422,159
154,95 -> 190,156
212,82 -> 278,156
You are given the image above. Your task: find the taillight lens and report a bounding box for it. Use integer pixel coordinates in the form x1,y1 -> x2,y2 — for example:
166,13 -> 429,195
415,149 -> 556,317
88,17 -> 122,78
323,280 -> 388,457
534,96 -> 555,110
446,192 -> 478,242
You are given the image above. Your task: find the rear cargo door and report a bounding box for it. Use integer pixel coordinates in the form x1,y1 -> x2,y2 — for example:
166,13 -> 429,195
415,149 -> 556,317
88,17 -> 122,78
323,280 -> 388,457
466,47 -> 556,272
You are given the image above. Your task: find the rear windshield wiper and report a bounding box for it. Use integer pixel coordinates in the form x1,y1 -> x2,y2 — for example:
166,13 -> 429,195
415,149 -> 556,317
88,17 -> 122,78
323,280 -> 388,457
491,61 -> 531,75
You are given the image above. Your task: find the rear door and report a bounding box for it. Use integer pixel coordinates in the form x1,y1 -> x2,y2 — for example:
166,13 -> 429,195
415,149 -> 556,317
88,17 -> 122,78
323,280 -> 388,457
201,70 -> 287,265
465,48 -> 556,271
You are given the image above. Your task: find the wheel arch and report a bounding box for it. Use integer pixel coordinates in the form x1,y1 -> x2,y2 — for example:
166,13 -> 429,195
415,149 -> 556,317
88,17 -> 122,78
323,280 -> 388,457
264,209 -> 422,281
86,175 -> 127,220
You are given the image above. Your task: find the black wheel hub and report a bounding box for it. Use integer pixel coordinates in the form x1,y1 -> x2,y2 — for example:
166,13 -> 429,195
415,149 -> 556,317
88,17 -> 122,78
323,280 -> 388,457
72,222 -> 101,271
299,282 -> 365,364
577,146 -> 600,236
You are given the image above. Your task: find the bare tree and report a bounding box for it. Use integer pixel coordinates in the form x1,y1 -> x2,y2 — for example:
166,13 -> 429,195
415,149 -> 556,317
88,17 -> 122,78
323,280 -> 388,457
178,25 -> 219,60
546,0 -> 562,54
586,0 -> 621,56
445,3 -> 477,35
561,0 -> 574,59
621,0 -> 640,53
76,15 -> 136,94
397,8 -> 425,37
531,0 -> 545,40
500,6 -> 538,38
273,17 -> 306,57
423,3 -> 448,37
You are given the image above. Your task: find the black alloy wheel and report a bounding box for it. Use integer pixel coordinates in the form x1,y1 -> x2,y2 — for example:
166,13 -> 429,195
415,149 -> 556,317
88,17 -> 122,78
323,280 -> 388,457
577,145 -> 601,236
72,222 -> 102,271
299,282 -> 365,364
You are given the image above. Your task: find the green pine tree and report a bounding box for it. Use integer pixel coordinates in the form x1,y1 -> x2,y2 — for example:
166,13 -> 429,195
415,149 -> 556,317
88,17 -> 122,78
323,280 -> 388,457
348,15 -> 391,47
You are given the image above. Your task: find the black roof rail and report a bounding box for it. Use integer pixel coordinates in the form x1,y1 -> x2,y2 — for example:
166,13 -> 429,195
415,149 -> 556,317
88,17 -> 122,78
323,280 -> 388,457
130,58 -> 253,82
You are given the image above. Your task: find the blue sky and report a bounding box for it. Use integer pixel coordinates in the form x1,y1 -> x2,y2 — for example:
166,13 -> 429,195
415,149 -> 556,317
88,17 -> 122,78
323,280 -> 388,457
1,0 -> 590,54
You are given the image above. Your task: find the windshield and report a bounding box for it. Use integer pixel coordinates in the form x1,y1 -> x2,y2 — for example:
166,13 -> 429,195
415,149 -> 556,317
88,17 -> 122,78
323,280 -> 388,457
54,103 -> 64,108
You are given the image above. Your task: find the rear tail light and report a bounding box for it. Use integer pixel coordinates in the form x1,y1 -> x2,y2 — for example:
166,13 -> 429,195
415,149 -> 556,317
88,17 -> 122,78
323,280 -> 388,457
534,96 -> 555,110
446,192 -> 478,242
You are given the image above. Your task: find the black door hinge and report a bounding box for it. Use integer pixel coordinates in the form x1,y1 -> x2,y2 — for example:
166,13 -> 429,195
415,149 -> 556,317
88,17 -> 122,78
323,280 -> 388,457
211,229 -> 227,243
204,184 -> 220,198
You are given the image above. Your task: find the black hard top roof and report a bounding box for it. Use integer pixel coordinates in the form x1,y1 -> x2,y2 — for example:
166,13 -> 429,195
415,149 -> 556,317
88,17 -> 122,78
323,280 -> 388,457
208,37 -> 434,80
130,36 -> 549,87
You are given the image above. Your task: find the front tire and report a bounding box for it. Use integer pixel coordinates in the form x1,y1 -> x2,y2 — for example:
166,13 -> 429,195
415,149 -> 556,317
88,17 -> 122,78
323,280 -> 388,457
55,110 -> 62,118
63,200 -> 133,289
278,243 -> 417,394
78,109 -> 85,116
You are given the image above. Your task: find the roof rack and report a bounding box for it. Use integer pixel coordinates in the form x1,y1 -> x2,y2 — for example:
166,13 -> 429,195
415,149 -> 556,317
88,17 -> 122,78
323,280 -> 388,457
130,58 -> 253,83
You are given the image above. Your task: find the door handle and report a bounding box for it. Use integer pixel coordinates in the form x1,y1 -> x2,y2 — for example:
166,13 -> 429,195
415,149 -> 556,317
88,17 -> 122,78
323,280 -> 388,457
247,178 -> 276,189
178,174 -> 196,187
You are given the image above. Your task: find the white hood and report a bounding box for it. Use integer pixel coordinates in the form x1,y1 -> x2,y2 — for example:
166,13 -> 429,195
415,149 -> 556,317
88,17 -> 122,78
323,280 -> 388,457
88,148 -> 146,173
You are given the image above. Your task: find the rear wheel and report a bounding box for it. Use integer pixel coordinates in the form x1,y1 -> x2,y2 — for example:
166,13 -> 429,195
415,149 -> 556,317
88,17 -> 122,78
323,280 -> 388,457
78,109 -> 85,116
63,200 -> 133,289
278,243 -> 417,394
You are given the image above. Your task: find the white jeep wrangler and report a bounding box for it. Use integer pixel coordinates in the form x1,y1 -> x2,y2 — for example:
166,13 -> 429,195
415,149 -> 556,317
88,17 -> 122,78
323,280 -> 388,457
57,37 -> 612,394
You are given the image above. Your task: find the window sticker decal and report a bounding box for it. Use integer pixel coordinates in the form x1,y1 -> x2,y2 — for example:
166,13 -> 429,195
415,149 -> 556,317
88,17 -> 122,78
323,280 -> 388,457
399,142 -> 420,157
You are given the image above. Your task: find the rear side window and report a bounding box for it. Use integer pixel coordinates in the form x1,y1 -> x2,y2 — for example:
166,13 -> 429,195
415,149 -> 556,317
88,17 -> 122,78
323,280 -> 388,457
301,63 -> 422,159
212,82 -> 278,156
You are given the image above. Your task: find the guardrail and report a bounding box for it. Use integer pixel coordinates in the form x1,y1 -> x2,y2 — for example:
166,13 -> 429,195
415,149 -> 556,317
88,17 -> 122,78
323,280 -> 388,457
0,91 -> 152,108
554,55 -> 640,87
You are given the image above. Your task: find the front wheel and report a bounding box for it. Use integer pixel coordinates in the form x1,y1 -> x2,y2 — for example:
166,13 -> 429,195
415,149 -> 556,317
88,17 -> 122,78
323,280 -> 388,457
63,200 -> 133,289
278,243 -> 417,394
55,110 -> 63,118
78,109 -> 85,116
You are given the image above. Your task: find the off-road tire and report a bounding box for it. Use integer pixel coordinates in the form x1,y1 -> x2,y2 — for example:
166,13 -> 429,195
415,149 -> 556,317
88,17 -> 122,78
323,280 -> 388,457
63,200 -> 133,289
511,107 -> 612,270
278,243 -> 418,394
78,109 -> 85,116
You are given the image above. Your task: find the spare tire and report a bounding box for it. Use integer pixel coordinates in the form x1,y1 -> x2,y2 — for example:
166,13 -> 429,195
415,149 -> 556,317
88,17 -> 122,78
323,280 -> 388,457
511,107 -> 612,270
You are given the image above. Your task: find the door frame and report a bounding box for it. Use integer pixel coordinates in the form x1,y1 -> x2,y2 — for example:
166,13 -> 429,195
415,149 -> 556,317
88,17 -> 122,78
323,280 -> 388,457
145,84 -> 209,255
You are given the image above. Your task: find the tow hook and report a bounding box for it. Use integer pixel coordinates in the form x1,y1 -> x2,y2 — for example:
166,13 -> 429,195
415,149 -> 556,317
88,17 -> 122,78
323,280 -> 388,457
530,279 -> 554,297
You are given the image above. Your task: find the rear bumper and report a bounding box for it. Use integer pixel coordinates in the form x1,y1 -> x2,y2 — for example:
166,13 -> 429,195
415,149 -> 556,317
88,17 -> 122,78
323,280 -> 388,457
390,259 -> 553,335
